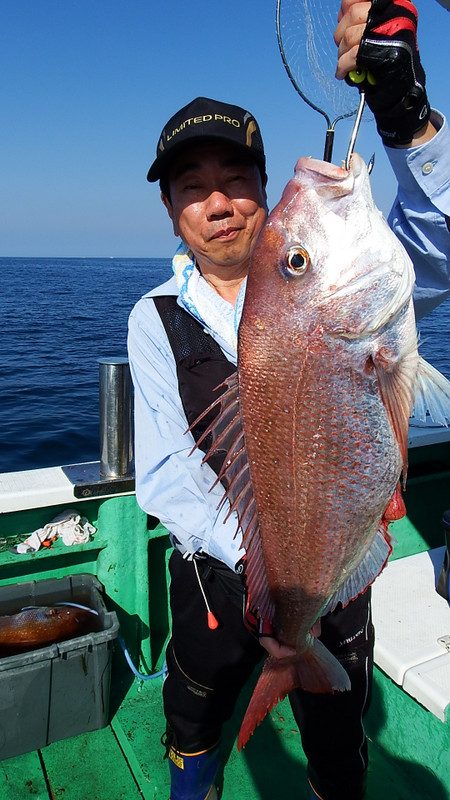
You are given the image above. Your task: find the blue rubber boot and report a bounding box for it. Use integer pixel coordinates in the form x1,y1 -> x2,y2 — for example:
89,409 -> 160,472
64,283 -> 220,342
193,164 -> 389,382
168,744 -> 220,800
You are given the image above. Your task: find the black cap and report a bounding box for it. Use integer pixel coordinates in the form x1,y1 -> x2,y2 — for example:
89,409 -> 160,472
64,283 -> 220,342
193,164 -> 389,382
147,96 -> 266,183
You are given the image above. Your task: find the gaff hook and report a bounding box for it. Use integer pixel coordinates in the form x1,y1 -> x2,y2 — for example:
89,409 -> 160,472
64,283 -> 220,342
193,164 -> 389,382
345,90 -> 366,171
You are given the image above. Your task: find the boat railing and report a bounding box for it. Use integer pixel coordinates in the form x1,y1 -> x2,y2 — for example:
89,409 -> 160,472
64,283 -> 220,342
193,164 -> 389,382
61,357 -> 135,499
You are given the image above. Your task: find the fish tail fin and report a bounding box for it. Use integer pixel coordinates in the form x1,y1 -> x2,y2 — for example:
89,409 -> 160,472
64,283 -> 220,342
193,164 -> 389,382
237,640 -> 350,750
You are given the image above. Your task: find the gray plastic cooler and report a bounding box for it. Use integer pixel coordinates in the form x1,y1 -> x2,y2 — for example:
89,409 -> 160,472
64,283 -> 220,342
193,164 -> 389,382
0,573 -> 119,761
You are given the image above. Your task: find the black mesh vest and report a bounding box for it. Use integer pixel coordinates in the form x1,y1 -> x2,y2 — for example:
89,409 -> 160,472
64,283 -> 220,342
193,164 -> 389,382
153,295 -> 237,477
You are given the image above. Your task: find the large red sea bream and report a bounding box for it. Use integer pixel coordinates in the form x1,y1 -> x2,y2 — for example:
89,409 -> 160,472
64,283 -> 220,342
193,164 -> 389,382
195,153 -> 450,750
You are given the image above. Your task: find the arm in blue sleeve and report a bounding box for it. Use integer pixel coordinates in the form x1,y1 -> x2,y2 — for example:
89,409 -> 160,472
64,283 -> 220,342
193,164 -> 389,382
127,297 -> 244,570
386,111 -> 450,321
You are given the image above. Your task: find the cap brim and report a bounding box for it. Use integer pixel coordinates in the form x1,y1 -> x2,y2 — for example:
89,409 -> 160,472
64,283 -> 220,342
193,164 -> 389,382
146,134 -> 265,183
146,145 -> 183,182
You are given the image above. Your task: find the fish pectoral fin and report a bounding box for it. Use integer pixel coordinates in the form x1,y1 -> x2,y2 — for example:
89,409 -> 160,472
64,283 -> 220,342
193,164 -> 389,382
189,371 -> 274,623
321,526 -> 392,617
372,347 -> 418,469
237,644 -> 350,751
412,357 -> 450,427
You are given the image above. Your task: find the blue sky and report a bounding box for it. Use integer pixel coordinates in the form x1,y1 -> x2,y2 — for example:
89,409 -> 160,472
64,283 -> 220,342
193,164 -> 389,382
1,0 -> 448,257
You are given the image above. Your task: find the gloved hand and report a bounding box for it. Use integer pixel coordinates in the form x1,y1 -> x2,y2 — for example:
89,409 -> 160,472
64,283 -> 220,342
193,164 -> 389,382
354,0 -> 430,145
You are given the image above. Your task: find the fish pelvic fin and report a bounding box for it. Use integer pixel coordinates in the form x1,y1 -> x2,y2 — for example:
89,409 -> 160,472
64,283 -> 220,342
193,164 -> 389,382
189,371 -> 275,624
237,642 -> 350,751
383,483 -> 406,522
412,357 -> 450,428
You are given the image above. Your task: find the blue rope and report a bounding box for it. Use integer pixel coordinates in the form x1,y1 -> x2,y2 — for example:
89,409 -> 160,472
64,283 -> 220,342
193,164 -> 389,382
53,604 -> 168,680
117,635 -> 167,681
20,602 -> 167,682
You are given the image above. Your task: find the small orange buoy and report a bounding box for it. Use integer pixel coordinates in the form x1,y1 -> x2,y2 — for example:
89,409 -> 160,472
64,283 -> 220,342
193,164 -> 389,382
207,611 -> 219,630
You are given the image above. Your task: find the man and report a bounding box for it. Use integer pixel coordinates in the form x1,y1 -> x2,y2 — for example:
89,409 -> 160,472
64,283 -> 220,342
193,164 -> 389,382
128,2 -> 449,798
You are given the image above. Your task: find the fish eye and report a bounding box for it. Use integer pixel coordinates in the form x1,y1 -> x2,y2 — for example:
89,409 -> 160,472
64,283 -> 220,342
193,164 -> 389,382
285,246 -> 310,276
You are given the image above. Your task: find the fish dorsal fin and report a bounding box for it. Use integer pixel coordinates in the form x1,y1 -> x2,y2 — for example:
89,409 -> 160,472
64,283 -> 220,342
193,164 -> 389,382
372,347 -> 418,480
190,371 -> 274,622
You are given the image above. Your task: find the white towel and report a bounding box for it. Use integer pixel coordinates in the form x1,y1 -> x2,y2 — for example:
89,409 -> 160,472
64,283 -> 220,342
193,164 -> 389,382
15,509 -> 96,554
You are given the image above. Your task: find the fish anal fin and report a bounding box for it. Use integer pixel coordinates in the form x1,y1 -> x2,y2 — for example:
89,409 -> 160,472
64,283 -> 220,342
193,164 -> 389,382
322,526 -> 392,616
237,641 -> 350,750
372,347 -> 417,470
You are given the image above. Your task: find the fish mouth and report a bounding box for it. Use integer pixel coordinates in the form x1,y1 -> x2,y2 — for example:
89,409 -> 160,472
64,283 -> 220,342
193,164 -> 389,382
298,153 -> 364,180
298,158 -> 348,180
294,154 -> 366,199
276,154 -> 365,224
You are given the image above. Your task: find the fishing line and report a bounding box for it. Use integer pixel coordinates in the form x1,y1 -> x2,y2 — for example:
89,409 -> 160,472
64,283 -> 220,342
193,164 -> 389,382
19,602 -> 99,614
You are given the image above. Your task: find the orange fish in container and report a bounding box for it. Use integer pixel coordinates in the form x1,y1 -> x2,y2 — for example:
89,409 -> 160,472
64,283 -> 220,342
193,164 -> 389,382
194,153 -> 450,749
0,604 -> 100,656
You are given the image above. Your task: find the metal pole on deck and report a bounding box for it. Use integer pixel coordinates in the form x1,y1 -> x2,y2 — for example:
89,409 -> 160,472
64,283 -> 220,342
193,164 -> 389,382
98,357 -> 133,479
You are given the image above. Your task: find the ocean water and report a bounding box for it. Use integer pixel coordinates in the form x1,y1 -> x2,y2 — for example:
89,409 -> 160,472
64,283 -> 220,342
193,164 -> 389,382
1,257 -> 172,474
1,257 -> 449,474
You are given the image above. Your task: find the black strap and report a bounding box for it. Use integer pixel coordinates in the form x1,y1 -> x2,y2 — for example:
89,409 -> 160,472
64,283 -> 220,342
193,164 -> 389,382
153,295 -> 237,477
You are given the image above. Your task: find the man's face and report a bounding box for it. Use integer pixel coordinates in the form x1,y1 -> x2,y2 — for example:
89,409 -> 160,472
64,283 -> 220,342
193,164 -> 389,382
162,141 -> 268,277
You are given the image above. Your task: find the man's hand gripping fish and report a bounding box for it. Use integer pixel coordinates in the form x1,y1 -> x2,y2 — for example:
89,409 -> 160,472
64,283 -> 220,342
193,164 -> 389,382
192,153 -> 450,750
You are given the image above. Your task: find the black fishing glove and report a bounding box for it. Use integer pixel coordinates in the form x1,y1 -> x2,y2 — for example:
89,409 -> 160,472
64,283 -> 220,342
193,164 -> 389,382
352,0 -> 431,146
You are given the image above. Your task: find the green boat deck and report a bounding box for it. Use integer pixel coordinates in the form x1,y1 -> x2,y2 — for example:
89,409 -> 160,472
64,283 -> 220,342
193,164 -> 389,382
0,672 -> 447,800
0,437 -> 449,799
